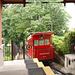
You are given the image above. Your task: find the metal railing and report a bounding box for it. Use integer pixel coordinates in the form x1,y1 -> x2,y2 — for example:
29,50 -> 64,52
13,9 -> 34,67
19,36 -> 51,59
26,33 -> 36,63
4,41 -> 19,61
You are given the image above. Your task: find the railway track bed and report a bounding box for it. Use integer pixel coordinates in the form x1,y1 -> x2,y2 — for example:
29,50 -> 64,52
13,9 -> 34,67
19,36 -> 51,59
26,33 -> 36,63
43,61 -> 73,75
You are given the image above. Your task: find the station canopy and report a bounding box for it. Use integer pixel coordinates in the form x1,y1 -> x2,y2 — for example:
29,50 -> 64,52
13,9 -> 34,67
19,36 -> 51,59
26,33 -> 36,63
1,0 -> 75,6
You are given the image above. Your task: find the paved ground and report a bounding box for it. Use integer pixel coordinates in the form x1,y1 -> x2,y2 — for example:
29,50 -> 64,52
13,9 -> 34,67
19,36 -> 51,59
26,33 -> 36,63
0,50 -> 31,75
18,50 -> 30,60
0,60 -> 28,75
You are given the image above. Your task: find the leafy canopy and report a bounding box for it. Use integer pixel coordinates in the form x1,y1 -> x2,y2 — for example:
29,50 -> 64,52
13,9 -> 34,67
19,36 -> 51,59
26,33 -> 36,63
2,0 -> 71,44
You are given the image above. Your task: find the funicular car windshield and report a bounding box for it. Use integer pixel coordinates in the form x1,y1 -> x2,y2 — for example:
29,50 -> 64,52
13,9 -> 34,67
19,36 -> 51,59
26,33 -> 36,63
34,39 -> 49,46
34,40 -> 38,46
45,39 -> 49,45
40,40 -> 44,45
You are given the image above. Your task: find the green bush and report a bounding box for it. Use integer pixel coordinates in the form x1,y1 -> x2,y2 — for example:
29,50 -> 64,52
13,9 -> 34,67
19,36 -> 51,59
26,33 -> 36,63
64,31 -> 75,54
52,31 -> 75,57
4,55 -> 12,61
52,35 -> 64,56
56,33 -> 65,36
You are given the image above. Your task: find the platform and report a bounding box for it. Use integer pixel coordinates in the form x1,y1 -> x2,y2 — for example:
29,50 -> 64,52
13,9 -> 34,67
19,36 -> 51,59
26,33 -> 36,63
0,60 -> 28,75
0,58 -> 56,75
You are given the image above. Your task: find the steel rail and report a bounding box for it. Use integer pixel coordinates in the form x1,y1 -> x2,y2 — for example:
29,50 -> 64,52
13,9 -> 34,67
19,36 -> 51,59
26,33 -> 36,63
49,64 -> 73,75
50,66 -> 66,75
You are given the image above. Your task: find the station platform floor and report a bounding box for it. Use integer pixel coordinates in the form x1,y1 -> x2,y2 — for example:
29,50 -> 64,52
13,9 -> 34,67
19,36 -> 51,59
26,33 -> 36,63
0,60 -> 28,75
0,58 -> 56,75
0,51 -> 56,75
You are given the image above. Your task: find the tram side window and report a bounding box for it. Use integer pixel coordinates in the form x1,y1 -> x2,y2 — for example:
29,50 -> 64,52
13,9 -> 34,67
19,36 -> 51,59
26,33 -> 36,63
40,40 -> 44,45
34,40 -> 38,46
45,39 -> 49,45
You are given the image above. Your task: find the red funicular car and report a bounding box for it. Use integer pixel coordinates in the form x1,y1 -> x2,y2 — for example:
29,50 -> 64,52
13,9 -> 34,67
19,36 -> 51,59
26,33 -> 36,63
27,32 -> 55,61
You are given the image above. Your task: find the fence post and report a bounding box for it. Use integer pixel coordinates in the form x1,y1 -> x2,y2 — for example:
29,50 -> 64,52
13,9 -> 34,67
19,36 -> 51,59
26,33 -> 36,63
11,41 -> 14,60
23,40 -> 25,59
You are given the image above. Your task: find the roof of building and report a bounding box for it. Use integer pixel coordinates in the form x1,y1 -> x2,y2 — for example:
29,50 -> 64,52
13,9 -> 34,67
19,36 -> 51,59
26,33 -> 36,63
27,31 -> 55,40
32,32 -> 55,37
1,0 -> 75,6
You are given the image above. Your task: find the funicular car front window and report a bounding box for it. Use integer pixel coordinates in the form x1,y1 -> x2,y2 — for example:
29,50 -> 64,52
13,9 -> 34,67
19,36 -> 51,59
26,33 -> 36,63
45,39 -> 49,45
40,40 -> 44,45
34,40 -> 38,46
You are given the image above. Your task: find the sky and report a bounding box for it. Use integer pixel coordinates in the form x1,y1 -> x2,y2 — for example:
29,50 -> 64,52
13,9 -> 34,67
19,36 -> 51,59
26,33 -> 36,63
65,3 -> 75,30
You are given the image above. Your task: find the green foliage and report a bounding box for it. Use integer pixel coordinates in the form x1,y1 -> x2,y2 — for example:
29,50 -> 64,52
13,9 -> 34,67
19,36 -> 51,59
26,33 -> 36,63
53,31 -> 75,57
4,46 -> 12,61
56,33 -> 65,36
2,5 -> 25,44
2,0 -> 71,45
52,35 -> 65,56
4,55 -> 12,61
64,31 -> 75,53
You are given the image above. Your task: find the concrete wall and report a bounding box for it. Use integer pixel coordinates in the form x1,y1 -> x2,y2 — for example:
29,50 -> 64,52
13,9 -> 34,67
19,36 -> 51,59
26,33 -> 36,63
0,44 -> 4,66
65,54 -> 75,74
0,0 -> 2,46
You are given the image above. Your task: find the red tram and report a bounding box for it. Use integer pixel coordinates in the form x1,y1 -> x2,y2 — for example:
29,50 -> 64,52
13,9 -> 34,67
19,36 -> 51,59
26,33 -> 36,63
26,32 -> 55,61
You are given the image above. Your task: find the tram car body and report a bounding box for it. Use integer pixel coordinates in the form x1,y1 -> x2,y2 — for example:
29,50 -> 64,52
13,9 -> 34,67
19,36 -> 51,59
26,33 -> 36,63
27,32 -> 55,61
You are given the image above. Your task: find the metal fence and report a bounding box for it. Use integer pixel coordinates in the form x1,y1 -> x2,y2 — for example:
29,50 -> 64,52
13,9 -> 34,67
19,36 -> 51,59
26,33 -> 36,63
3,41 -> 19,61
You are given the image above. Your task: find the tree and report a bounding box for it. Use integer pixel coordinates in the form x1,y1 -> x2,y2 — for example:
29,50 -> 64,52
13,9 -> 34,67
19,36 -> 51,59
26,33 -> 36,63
2,0 -> 71,45
2,5 -> 25,45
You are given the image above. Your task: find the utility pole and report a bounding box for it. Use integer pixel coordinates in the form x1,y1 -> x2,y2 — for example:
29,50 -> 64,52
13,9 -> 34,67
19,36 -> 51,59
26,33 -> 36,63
51,22 -> 53,32
51,22 -> 53,45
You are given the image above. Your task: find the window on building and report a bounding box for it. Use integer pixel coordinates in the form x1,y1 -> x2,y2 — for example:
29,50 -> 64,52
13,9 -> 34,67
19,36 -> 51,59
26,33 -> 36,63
45,39 -> 49,45
34,40 -> 38,46
69,60 -> 70,65
40,40 -> 44,45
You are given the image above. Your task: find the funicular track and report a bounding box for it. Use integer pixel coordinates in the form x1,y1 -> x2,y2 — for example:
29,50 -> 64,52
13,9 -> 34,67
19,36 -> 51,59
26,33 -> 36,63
49,63 -> 73,75
49,63 -> 67,75
50,66 -> 73,75
42,51 -> 73,75
42,61 -> 73,75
